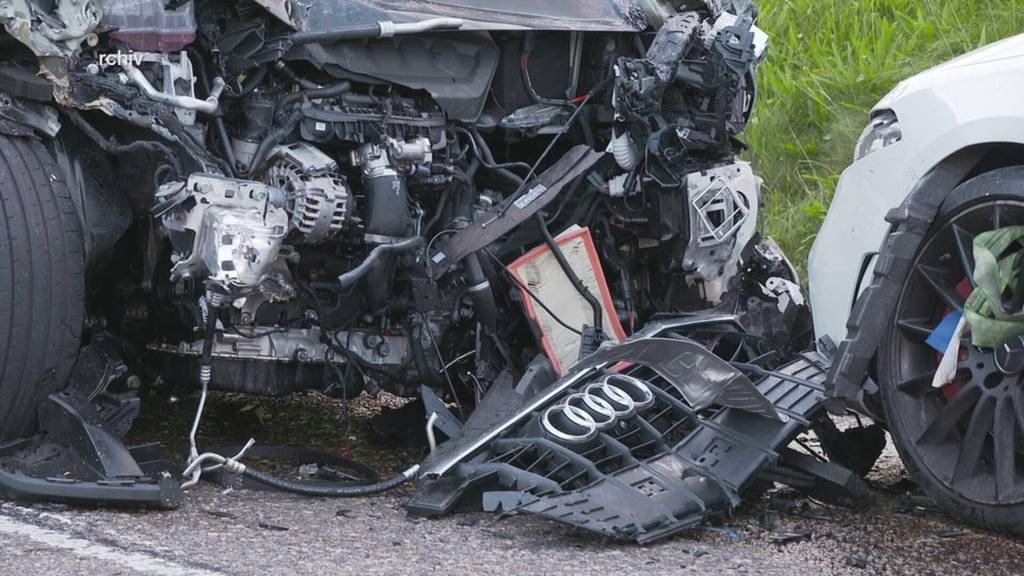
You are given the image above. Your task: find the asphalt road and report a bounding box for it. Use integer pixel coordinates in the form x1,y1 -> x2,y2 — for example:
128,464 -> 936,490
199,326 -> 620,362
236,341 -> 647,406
2,394 -> 1023,575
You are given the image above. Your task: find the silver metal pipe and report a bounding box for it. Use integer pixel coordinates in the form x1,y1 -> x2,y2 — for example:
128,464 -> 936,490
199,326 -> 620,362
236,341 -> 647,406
292,17 -> 464,45
124,65 -> 225,115
380,17 -> 465,38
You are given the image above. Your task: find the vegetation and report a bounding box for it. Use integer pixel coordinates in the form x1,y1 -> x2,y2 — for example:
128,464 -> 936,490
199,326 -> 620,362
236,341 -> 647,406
749,0 -> 1024,270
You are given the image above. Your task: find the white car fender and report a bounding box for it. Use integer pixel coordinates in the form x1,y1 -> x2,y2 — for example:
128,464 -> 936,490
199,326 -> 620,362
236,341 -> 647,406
810,35 -> 1024,344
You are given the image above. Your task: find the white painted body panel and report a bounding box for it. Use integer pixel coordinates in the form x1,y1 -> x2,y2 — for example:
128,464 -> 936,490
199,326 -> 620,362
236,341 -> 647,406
808,34 -> 1024,344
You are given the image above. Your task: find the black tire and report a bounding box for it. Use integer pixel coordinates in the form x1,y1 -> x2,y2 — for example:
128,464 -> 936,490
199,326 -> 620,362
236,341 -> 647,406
0,135 -> 84,440
880,165 -> 1024,535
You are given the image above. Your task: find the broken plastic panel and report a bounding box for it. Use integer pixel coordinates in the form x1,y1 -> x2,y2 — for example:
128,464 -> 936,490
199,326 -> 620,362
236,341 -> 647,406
0,340 -> 183,509
409,336 -> 832,543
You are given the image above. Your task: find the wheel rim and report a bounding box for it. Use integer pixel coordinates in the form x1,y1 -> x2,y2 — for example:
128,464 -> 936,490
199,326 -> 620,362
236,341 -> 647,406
889,198 -> 1024,505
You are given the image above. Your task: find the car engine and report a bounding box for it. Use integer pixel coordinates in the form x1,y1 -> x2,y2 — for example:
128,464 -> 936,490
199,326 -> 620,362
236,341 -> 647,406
0,0 -> 804,413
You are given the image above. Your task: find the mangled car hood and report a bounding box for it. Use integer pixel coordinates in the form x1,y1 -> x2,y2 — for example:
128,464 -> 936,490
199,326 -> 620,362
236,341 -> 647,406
304,0 -> 652,32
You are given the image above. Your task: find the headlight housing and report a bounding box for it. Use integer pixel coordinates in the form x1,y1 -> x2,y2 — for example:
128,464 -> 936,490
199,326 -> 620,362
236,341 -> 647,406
855,110 -> 902,161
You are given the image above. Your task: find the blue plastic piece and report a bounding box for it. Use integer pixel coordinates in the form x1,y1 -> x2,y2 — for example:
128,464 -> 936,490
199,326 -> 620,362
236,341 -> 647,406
926,310 -> 964,353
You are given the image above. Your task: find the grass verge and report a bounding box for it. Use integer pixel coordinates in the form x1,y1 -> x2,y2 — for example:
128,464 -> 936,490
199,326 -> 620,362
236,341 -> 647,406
749,0 -> 1024,270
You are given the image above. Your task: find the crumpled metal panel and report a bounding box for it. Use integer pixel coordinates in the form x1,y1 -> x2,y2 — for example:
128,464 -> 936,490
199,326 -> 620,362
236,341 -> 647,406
0,0 -> 101,57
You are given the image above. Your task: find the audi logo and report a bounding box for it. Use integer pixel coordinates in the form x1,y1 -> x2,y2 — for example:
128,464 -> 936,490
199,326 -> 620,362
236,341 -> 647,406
541,374 -> 656,444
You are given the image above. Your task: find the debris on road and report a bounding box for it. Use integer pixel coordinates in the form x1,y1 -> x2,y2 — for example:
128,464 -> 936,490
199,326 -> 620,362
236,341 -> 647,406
409,335 -> 870,543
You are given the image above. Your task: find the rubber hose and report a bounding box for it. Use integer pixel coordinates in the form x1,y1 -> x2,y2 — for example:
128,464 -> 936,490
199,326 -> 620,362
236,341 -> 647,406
249,83 -> 352,174
281,81 -> 353,109
291,23 -> 382,45
246,111 -> 302,175
274,62 -> 321,90
422,187 -> 451,234
535,214 -> 603,334
229,66 -> 268,98
241,465 -> 419,497
456,127 -> 527,188
194,67 -> 238,174
463,253 -> 498,333
361,169 -> 414,312
337,236 -> 425,290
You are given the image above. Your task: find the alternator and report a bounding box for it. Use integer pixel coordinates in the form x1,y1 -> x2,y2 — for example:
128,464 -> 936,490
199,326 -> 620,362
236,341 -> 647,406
265,143 -> 349,243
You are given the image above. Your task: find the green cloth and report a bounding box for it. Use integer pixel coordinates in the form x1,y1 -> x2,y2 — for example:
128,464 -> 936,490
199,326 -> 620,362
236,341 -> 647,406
966,225 -> 1024,347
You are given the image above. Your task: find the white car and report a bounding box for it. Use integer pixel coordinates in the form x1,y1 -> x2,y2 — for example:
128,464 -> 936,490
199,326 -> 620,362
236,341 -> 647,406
809,34 -> 1024,535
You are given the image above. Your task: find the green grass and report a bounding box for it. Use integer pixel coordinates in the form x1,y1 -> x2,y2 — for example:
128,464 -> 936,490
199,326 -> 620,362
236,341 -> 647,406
748,0 -> 1024,270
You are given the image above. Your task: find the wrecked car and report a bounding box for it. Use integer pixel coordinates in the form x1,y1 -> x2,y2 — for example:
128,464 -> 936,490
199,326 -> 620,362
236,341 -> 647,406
0,0 -> 836,541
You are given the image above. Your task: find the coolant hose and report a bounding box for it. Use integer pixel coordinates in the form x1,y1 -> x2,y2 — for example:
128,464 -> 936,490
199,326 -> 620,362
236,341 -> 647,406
240,465 -> 420,497
337,236 -> 425,290
247,111 -> 302,175
247,82 -> 352,174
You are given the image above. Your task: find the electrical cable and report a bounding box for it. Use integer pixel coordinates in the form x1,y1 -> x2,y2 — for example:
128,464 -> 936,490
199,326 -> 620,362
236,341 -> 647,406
498,76 -> 612,218
483,249 -> 582,336
419,312 -> 464,418
453,127 -> 532,180
179,291 -> 416,497
240,465 -> 420,497
534,214 -> 603,334
520,32 -> 572,108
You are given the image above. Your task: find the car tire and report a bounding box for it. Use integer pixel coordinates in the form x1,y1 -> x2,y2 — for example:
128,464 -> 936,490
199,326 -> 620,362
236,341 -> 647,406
880,166 -> 1024,536
0,135 -> 85,440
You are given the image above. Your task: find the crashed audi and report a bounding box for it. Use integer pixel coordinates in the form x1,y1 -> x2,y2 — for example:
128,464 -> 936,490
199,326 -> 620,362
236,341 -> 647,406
0,0 -> 833,540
